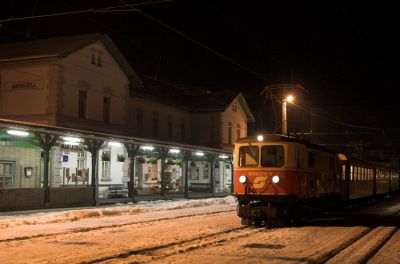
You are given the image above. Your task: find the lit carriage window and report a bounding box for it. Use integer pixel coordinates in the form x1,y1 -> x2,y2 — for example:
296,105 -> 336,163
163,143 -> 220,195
238,146 -> 259,167
342,164 -> 346,181
350,165 -> 354,181
261,145 -> 284,167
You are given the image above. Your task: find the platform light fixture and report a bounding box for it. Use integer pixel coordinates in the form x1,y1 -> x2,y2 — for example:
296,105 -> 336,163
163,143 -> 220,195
6,129 -> 29,137
61,136 -> 82,143
195,152 -> 204,157
169,149 -> 180,154
141,145 -> 154,151
108,141 -> 122,147
219,154 -> 229,159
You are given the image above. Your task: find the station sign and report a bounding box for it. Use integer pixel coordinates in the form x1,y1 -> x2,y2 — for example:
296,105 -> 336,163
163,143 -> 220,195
6,79 -> 44,90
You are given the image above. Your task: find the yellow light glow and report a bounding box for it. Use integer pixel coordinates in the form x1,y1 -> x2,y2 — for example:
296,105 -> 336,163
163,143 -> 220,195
286,95 -> 294,103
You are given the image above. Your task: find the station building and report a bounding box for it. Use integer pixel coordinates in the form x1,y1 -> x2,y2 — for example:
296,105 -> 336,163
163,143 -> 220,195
0,34 -> 255,211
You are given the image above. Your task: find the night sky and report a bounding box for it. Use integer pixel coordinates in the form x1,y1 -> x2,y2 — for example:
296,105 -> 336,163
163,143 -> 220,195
1,0 -> 399,136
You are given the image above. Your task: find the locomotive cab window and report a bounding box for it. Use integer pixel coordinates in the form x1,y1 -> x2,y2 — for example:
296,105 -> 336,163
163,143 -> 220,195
239,146 -> 259,167
261,145 -> 284,167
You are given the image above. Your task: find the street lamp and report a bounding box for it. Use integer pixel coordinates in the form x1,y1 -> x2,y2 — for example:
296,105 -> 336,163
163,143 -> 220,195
282,95 -> 294,135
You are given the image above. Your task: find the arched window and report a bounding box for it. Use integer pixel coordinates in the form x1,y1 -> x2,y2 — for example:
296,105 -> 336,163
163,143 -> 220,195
167,115 -> 173,140
136,108 -> 144,136
152,112 -> 159,138
237,124 -> 241,141
78,81 -> 89,119
180,119 -> 186,142
227,122 -> 232,144
103,87 -> 112,123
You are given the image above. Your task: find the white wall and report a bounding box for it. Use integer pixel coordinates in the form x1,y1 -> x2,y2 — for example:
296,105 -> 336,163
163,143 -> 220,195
61,41 -> 129,126
221,98 -> 248,150
0,61 -> 54,120
129,96 -> 191,141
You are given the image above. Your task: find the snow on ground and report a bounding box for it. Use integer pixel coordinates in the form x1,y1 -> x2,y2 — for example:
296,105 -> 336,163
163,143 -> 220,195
0,196 -> 238,242
0,196 -> 399,264
0,196 -> 237,229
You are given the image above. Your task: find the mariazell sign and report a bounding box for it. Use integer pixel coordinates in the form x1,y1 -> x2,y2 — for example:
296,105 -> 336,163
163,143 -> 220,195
6,80 -> 44,90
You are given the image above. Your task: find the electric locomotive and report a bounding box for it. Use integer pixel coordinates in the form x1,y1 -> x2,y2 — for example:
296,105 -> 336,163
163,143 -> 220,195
233,134 -> 399,226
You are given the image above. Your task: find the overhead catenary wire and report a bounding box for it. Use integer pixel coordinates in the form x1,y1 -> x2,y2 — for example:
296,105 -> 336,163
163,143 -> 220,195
0,0 -> 175,23
117,0 -> 272,83
269,95 -> 389,134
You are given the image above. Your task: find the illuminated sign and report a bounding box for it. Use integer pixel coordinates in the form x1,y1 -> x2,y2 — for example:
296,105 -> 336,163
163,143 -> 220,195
61,143 -> 84,152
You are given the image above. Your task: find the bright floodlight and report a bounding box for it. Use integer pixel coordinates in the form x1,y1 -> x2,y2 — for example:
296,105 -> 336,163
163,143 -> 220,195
141,145 -> 154,151
195,152 -> 204,156
272,175 -> 280,184
62,136 -> 81,143
7,129 -> 29,137
286,95 -> 294,103
257,135 -> 264,142
108,141 -> 122,147
169,149 -> 180,154
239,175 -> 247,184
219,154 -> 229,159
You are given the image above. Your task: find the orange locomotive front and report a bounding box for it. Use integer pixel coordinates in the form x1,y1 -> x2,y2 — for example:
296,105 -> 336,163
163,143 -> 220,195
233,134 -> 339,226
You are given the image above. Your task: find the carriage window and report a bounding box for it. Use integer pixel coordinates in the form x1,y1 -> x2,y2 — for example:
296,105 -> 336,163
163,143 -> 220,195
239,146 -> 259,167
261,146 -> 284,167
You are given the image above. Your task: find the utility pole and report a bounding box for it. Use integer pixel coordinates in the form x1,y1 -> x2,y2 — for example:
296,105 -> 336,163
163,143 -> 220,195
261,84 -> 306,135
282,95 -> 294,135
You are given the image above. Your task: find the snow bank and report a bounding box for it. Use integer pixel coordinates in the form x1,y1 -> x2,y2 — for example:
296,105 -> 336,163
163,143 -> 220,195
0,196 -> 237,229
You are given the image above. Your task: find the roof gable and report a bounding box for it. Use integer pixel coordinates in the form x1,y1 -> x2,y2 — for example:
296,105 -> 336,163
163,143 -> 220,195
232,92 -> 256,122
0,33 -> 143,88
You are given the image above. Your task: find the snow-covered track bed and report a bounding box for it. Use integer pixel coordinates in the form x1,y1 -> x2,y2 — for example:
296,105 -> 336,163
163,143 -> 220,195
322,226 -> 399,264
0,209 -> 235,244
89,226 -> 263,263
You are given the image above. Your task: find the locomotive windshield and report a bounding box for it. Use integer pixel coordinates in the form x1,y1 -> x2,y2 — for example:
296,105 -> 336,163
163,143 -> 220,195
261,145 -> 284,167
239,146 -> 259,167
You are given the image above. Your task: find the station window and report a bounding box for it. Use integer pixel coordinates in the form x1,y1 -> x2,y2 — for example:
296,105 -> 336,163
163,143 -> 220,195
152,112 -> 159,138
136,108 -> 143,136
227,122 -> 232,144
237,124 -> 241,141
0,162 -> 14,188
232,103 -> 237,112
78,90 -> 87,119
203,163 -> 209,180
103,97 -> 111,123
101,150 -> 111,181
167,115 -> 173,140
180,119 -> 186,142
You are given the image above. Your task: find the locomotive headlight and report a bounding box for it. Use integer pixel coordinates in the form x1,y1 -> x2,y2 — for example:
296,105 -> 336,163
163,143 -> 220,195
239,175 -> 247,184
272,175 -> 280,184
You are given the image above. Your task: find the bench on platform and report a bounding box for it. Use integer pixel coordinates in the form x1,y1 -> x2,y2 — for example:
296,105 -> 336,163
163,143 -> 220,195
189,182 -> 210,192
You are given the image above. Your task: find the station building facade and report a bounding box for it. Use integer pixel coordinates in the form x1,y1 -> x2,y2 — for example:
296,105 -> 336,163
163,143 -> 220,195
0,34 -> 255,211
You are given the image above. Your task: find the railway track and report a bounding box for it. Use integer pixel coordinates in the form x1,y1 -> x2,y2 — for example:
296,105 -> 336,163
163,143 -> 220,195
316,226 -> 399,263
0,209 -> 235,243
85,226 -> 266,264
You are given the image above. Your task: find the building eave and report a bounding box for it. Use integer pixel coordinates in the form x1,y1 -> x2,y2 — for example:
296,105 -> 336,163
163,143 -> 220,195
236,92 -> 256,122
